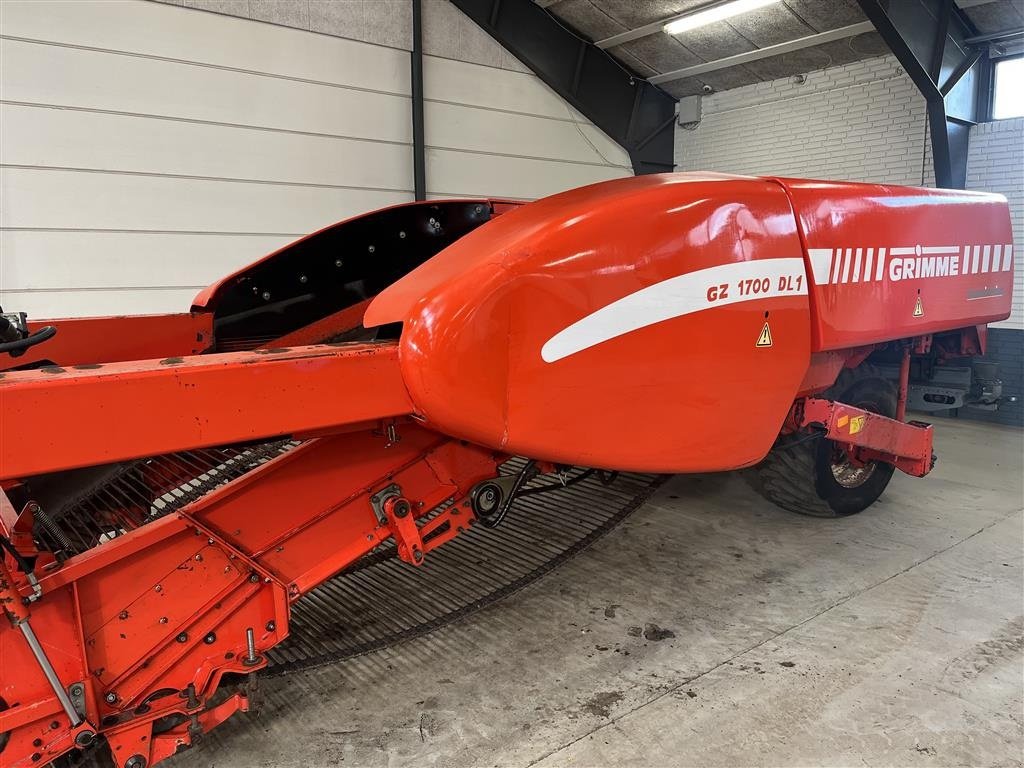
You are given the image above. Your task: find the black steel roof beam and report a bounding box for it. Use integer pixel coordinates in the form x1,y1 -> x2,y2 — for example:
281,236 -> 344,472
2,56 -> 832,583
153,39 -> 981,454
571,40 -> 587,97
411,0 -> 426,201
856,0 -> 985,189
929,0 -> 953,83
448,0 -> 677,176
941,48 -> 984,95
964,26 -> 1024,45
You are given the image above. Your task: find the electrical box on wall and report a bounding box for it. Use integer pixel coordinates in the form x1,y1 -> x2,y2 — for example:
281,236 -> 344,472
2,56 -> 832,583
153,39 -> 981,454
677,95 -> 702,127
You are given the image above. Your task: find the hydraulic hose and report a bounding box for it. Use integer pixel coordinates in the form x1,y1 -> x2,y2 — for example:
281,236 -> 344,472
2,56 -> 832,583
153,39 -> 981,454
0,325 -> 57,356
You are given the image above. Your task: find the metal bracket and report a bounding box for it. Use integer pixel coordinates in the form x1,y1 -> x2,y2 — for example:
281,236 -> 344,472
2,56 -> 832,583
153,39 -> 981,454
385,499 -> 425,566
369,484 -> 401,525
369,489 -> 424,566
68,681 -> 87,720
800,397 -> 935,477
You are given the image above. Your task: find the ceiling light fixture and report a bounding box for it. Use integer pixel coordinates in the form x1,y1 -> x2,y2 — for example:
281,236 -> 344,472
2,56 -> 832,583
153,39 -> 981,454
663,0 -> 782,36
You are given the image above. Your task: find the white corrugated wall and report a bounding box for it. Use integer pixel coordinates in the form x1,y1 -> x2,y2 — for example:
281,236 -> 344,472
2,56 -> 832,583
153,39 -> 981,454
0,0 -> 631,318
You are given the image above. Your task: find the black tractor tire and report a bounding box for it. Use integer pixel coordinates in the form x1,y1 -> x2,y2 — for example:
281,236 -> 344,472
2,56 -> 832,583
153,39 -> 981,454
746,363 -> 898,517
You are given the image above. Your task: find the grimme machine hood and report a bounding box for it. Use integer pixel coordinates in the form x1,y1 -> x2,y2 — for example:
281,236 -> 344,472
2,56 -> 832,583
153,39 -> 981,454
0,173 -> 1014,768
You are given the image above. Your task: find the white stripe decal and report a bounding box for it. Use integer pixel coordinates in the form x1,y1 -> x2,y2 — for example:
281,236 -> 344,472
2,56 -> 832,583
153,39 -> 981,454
807,243 -> 1010,285
807,248 -> 833,285
540,258 -> 807,364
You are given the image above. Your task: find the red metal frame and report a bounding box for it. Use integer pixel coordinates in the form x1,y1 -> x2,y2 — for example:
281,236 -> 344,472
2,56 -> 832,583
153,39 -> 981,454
0,343 -> 412,479
1,423 -> 501,767
16,314 -> 214,368
798,397 -> 934,477
896,345 -> 912,422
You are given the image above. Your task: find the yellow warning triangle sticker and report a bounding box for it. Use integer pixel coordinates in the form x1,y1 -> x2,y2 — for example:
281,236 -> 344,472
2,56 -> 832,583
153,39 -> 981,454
913,296 -> 924,317
756,322 -> 773,348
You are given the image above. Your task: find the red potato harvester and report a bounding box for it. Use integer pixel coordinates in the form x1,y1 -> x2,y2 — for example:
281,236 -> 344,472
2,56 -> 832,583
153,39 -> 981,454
0,172 -> 1014,768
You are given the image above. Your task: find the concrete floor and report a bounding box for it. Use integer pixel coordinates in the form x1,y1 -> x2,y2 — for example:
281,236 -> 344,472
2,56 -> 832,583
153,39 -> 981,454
175,417 -> 1023,767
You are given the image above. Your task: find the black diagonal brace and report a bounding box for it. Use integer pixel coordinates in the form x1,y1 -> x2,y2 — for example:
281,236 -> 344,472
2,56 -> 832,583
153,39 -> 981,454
449,0 -> 678,176
857,0 -> 987,189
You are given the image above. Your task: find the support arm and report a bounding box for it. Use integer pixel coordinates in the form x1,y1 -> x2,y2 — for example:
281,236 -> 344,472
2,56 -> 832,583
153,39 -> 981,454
0,343 -> 412,479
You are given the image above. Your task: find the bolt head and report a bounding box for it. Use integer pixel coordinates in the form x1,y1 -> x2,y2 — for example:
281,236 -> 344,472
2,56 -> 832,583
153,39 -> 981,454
261,291 -> 271,301
249,573 -> 260,583
335,258 -> 344,267
105,692 -> 118,704
266,620 -> 276,632
299,274 -> 308,283
203,632 -> 217,644
176,632 -> 188,643
368,245 -> 376,253
398,230 -> 406,239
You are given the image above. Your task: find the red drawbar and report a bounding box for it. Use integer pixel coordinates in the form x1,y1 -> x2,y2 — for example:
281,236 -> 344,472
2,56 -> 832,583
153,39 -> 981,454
800,397 -> 934,477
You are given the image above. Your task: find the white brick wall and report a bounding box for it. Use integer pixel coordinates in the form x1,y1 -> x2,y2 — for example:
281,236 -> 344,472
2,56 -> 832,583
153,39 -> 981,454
675,54 -> 1022,330
675,56 -> 929,185
968,117 -> 1024,329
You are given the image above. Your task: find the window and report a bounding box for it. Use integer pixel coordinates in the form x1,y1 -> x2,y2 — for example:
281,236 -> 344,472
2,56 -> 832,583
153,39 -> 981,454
992,56 -> 1024,120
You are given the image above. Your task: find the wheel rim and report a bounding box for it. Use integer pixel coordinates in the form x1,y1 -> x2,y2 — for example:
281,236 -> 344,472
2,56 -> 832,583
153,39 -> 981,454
828,396 -> 882,488
830,448 -> 878,488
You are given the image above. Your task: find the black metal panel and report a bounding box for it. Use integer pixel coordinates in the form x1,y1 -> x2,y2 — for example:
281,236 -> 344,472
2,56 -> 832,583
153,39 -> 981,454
856,0 -> 985,189
448,0 -> 678,175
206,202 -> 493,347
